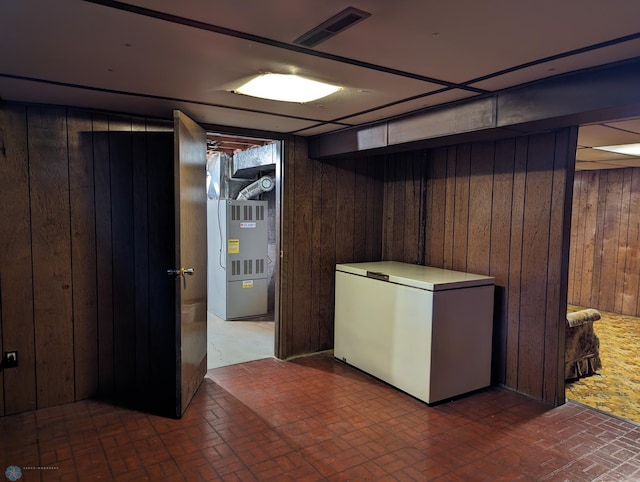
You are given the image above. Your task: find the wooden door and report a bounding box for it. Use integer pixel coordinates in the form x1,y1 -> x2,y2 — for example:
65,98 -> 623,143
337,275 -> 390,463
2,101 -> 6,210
172,110 -> 208,417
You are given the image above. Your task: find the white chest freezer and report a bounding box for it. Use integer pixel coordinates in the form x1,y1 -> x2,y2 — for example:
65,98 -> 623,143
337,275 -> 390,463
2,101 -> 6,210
334,261 -> 495,404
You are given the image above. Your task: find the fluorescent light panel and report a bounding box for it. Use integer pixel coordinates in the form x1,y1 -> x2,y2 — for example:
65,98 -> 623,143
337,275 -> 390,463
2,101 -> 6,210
593,143 -> 640,157
235,74 -> 340,103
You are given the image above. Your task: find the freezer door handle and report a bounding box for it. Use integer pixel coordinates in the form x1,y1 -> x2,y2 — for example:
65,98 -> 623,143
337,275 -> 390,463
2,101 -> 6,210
366,271 -> 389,282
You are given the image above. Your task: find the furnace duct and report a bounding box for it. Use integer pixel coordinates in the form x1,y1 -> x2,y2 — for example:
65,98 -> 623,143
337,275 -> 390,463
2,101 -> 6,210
236,176 -> 275,200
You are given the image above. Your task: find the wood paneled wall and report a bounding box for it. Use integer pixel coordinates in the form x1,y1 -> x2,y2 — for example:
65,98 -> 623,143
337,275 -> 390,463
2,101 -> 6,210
569,168 -> 640,316
280,129 -> 577,405
2,102 -> 578,413
0,104 -> 176,416
279,137 -> 385,358
382,151 -> 427,264
381,129 -> 577,404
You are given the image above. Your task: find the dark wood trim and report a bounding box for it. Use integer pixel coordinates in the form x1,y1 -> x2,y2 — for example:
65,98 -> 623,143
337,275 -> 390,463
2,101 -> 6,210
544,126 -> 577,405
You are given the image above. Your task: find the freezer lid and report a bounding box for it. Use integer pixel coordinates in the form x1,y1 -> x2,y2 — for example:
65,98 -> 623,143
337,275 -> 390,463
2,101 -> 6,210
336,261 -> 494,291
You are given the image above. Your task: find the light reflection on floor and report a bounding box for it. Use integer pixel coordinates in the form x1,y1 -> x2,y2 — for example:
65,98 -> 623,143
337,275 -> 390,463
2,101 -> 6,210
207,311 -> 274,369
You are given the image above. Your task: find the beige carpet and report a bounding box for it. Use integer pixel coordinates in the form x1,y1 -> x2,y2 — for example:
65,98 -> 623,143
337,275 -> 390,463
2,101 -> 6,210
566,305 -> 640,424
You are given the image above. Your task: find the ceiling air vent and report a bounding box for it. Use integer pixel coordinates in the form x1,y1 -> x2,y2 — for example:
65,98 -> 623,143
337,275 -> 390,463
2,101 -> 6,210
293,7 -> 371,48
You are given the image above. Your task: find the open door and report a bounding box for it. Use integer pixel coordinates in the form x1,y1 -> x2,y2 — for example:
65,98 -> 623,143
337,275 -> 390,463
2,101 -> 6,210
170,110 -> 208,417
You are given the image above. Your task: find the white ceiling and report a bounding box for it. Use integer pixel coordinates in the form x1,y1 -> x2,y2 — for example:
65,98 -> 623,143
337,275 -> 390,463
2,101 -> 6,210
1,0 -> 640,156
577,118 -> 640,170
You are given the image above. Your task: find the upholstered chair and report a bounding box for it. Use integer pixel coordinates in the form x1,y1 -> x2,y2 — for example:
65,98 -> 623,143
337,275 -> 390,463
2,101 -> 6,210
565,309 -> 602,380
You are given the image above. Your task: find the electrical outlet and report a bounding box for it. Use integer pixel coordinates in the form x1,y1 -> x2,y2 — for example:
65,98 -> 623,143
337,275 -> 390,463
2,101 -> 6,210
4,351 -> 18,368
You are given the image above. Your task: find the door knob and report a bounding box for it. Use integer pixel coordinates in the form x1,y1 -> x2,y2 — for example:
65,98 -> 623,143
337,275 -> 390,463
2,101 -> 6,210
167,268 -> 195,276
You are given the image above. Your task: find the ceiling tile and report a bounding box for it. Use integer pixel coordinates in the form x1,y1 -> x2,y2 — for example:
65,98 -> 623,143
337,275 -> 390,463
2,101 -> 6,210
0,77 -> 319,133
578,124 -> 640,147
469,38 -> 640,91
2,0 -> 640,140
337,89 -> 477,126
0,0 -> 443,128
575,146 -> 639,162
604,118 -> 640,134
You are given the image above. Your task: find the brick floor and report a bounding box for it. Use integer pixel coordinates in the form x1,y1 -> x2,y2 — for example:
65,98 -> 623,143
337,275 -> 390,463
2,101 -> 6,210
1,353 -> 639,480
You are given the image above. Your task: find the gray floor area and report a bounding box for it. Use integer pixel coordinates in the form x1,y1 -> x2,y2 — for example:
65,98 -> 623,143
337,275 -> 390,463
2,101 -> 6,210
207,311 -> 275,369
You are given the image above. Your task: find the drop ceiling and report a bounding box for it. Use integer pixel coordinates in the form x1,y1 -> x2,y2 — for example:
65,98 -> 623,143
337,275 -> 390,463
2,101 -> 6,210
577,118 -> 640,170
1,0 -> 639,154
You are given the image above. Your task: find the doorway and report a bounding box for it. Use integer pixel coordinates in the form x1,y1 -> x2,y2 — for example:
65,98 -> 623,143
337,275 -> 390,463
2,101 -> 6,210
205,132 -> 281,369
565,118 -> 640,424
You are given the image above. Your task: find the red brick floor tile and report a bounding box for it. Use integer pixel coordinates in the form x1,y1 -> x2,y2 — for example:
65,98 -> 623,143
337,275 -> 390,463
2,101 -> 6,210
98,430 -> 131,451
206,454 -> 247,477
220,467 -> 257,481
173,447 -> 216,468
180,465 -> 219,481
38,462 -> 81,481
300,439 -> 368,477
279,417 -> 340,447
112,467 -> 149,481
2,355 -> 640,481
431,471 -> 468,481
145,460 -> 186,479
39,444 -> 74,465
330,460 -> 389,480
372,451 -> 414,473
133,435 -> 172,465
607,462 -> 640,479
263,452 -> 323,480
228,437 -> 293,466
542,468 -> 594,482
346,434 -> 391,459
398,458 -> 451,481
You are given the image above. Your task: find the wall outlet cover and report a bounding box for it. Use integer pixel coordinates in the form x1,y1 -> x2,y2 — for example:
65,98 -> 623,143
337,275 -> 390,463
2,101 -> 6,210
4,351 -> 18,368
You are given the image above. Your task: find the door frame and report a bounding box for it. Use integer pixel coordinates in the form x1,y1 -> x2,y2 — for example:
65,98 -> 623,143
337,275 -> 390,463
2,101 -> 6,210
203,128 -> 285,359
